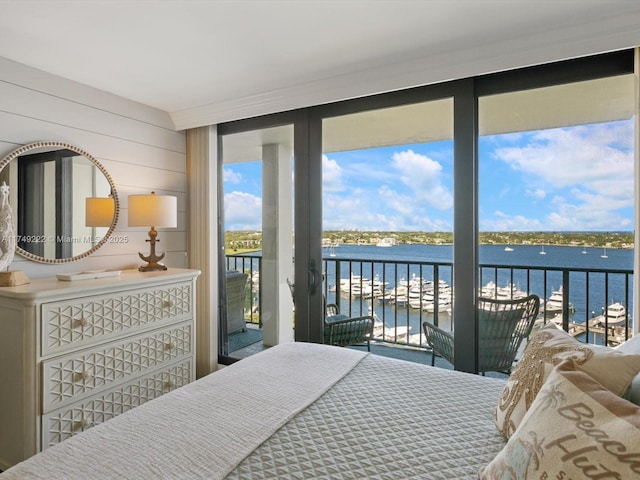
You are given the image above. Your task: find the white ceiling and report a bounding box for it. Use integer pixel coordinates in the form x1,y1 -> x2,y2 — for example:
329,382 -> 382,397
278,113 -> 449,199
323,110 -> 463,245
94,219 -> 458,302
0,1 -> 639,130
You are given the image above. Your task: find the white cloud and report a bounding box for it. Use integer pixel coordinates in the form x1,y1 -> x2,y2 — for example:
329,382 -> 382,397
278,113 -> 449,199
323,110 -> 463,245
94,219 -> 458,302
224,191 -> 262,230
481,210 -> 544,231
489,121 -> 634,231
391,149 -> 453,210
322,155 -> 344,192
223,168 -> 243,184
526,188 -> 546,200
494,122 -> 633,196
545,189 -> 633,230
321,149 -> 454,231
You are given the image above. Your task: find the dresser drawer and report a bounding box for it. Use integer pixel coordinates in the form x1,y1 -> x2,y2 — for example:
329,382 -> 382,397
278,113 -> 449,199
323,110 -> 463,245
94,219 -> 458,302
42,322 -> 193,413
42,359 -> 193,449
41,280 -> 193,356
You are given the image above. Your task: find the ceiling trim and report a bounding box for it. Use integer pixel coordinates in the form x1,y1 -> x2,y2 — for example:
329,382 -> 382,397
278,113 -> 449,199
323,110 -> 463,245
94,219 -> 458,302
171,11 -> 640,131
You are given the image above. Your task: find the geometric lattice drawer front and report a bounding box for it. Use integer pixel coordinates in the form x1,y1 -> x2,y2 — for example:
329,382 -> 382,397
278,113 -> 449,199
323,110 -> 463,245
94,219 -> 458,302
42,323 -> 193,413
41,281 -> 193,356
42,360 -> 193,449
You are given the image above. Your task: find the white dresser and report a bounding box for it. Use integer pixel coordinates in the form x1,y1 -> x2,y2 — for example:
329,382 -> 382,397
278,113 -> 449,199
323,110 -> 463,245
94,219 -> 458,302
0,268 -> 200,470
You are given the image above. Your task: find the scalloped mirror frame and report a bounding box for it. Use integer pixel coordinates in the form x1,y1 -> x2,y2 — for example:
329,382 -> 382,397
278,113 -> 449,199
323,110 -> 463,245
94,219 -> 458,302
0,141 -> 120,264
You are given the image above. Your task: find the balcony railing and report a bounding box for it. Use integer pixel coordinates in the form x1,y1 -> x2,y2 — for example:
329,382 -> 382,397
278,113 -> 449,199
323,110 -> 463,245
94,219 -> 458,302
227,254 -> 634,348
226,255 -> 262,326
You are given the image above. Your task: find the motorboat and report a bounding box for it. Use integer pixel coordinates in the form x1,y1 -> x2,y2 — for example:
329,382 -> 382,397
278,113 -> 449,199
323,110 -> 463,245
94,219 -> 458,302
543,286 -> 574,316
341,273 -> 387,298
480,281 -> 497,297
544,287 -> 564,314
601,302 -> 628,325
423,297 -> 452,313
496,283 -> 528,300
376,237 -> 395,247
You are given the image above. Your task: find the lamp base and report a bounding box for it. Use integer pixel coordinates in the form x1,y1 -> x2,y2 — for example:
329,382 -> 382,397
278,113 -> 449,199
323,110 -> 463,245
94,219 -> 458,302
138,263 -> 168,272
138,249 -> 168,272
137,227 -> 169,273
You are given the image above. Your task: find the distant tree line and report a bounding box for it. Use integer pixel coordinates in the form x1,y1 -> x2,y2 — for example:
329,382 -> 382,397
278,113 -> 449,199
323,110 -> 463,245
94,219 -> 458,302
226,230 -> 634,252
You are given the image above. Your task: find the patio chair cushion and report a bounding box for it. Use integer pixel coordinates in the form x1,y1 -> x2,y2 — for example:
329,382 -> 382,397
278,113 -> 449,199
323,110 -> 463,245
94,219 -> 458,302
481,359 -> 640,480
494,322 -> 640,438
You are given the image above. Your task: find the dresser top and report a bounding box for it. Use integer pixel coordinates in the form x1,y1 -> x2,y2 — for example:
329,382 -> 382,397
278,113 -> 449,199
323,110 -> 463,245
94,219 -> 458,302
0,268 -> 200,302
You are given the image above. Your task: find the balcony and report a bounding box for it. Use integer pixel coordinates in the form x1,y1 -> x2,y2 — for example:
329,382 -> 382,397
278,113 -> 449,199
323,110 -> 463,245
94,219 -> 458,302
225,252 -> 634,366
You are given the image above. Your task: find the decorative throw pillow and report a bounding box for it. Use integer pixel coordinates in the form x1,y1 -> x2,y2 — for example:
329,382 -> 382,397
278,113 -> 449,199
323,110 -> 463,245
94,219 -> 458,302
480,360 -> 640,480
494,322 -> 640,438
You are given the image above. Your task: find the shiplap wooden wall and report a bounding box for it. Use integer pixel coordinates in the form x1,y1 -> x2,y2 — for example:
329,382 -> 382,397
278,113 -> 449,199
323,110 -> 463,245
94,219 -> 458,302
0,57 -> 187,279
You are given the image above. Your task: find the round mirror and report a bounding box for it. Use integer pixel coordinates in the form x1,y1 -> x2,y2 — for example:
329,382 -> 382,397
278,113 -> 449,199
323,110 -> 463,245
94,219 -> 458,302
0,141 -> 120,263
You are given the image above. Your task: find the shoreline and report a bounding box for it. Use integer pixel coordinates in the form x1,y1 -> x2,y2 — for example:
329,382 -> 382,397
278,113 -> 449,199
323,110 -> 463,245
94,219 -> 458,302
227,231 -> 635,253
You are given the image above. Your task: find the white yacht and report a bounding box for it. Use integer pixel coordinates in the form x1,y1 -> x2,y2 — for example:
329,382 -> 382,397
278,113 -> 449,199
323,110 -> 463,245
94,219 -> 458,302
544,287 -> 564,313
496,283 -> 528,300
480,281 -> 498,297
376,237 -> 396,247
423,296 -> 452,313
602,302 -> 628,325
544,286 -> 575,316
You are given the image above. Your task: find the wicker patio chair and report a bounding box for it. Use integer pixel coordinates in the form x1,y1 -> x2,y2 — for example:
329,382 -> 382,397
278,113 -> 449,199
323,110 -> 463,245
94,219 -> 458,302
287,277 -> 374,350
422,294 -> 540,374
324,313 -> 375,351
226,270 -> 249,334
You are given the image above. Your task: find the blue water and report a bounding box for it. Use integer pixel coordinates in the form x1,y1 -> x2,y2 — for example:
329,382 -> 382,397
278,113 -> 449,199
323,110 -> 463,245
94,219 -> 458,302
321,243 -> 634,341
326,243 -> 631,270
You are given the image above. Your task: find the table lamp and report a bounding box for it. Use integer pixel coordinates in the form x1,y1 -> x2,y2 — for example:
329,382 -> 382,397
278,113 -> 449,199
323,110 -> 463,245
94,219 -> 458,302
128,191 -> 177,272
85,196 -> 115,227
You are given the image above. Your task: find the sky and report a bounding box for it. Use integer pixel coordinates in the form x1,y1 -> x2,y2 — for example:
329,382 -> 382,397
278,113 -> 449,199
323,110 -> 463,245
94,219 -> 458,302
223,118 -> 634,232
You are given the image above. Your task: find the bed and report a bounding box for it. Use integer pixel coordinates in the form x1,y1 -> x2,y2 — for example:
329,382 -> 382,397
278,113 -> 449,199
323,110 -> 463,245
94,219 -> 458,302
1,325 -> 640,480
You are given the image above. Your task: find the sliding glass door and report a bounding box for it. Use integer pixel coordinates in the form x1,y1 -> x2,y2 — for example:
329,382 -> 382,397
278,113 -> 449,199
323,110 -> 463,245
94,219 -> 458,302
218,121 -> 295,360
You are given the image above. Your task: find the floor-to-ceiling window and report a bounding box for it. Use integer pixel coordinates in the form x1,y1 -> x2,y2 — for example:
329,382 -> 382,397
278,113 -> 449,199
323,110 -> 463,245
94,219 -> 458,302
217,50 -> 636,370
478,64 -> 635,346
320,99 -> 455,343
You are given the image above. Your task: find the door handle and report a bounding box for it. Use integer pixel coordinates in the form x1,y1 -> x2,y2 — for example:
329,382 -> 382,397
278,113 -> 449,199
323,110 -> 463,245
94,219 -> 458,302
308,259 -> 320,294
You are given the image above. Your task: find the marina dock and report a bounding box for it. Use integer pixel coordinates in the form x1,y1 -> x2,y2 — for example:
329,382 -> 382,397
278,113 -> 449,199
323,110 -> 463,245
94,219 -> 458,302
552,315 -> 633,346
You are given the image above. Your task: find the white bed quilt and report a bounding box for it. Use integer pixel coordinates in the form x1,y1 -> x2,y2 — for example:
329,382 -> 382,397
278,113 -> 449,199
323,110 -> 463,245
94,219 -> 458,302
0,342 -> 507,479
228,353 -> 507,479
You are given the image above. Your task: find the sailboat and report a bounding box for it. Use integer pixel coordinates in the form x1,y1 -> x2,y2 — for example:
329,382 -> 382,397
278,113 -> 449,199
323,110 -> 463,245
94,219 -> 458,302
601,247 -> 608,259
539,245 -> 546,255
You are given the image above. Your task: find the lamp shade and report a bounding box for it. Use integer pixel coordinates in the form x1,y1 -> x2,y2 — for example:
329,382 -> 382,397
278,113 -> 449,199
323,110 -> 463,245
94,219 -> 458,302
128,193 -> 177,228
85,196 -> 115,227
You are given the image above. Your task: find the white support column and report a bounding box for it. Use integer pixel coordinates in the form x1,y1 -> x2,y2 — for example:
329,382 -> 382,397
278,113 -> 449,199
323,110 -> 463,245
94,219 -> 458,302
261,143 -> 294,346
